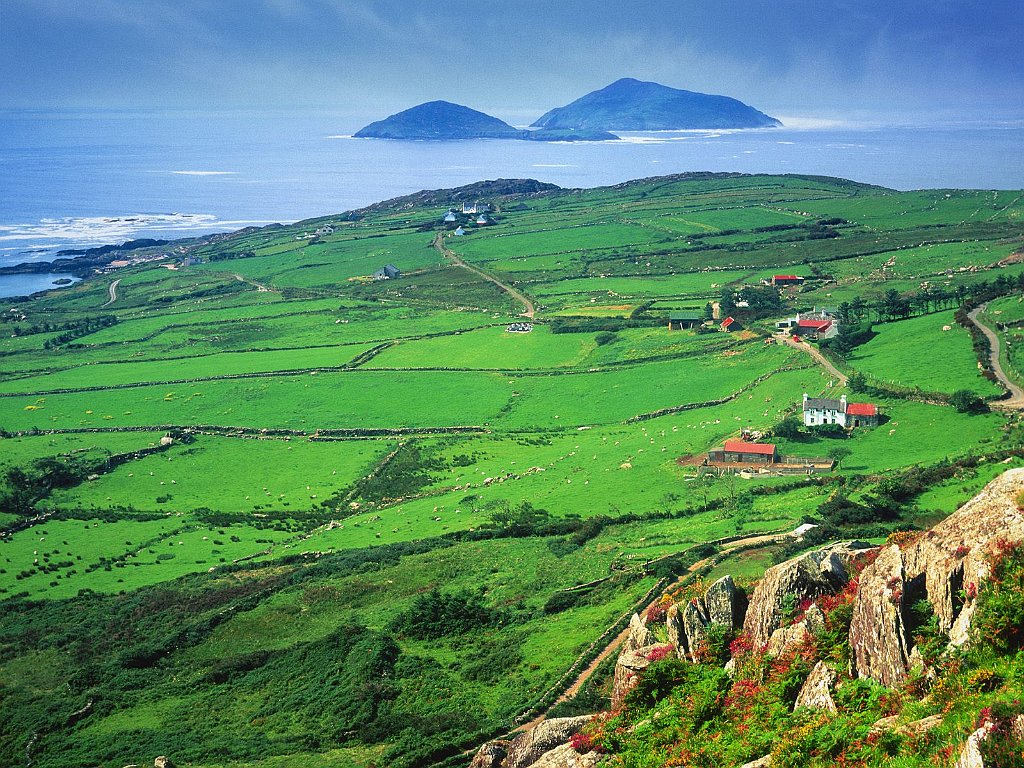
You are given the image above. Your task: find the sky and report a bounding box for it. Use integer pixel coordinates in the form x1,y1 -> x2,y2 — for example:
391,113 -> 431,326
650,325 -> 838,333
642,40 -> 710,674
2,0 -> 1022,125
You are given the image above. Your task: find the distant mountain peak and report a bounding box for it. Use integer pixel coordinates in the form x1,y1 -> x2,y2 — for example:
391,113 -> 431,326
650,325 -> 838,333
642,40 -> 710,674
531,79 -> 780,131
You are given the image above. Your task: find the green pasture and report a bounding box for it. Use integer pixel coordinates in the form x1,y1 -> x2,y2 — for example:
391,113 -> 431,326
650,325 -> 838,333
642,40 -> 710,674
50,435 -> 393,515
847,310 -> 1002,396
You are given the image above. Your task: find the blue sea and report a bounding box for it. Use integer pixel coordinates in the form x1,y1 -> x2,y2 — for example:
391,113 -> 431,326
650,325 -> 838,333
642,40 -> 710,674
1,109 -> 1022,296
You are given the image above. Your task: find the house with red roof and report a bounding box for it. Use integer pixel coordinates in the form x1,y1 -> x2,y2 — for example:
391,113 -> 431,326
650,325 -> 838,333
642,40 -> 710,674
793,317 -> 836,339
802,393 -> 880,428
720,316 -> 740,332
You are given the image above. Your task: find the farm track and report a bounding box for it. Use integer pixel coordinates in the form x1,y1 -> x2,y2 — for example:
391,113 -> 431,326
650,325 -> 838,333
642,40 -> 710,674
434,234 -> 536,319
968,304 -> 1024,409
780,334 -> 848,387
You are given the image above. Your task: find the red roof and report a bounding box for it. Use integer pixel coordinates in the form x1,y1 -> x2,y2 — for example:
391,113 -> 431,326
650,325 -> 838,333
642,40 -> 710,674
846,402 -> 878,416
773,275 -> 803,281
723,439 -> 777,456
720,316 -> 736,329
797,319 -> 832,330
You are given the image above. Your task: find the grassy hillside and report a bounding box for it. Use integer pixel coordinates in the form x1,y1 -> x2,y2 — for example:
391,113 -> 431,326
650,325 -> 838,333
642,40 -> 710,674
0,172 -> 1022,768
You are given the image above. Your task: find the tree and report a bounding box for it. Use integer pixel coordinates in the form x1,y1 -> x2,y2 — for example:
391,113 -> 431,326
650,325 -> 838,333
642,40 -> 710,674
719,288 -> 736,316
702,302 -> 715,321
950,389 -> 988,414
827,445 -> 853,469
773,415 -> 803,440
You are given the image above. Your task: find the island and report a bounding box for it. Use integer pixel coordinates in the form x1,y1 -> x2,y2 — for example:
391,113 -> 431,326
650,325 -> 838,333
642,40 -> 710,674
531,77 -> 781,130
353,100 -> 617,141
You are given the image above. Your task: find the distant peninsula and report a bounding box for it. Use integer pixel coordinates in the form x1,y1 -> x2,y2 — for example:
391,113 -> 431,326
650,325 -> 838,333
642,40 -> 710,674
531,78 -> 781,131
353,101 -> 617,142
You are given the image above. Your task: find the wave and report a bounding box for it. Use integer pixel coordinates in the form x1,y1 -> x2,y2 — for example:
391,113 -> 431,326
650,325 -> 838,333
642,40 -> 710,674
169,170 -> 237,176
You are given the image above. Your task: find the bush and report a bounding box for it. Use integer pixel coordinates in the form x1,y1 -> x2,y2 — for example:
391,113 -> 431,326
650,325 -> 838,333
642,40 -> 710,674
974,539 -> 1024,652
390,588 -> 503,639
950,389 -> 989,414
594,331 -> 618,346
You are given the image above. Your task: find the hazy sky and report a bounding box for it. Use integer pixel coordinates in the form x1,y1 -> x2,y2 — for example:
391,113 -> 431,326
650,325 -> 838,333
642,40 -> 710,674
2,0 -> 1022,124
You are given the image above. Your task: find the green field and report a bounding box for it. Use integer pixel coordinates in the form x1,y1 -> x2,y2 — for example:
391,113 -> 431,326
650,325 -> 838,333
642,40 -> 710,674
1,172 -> 1022,768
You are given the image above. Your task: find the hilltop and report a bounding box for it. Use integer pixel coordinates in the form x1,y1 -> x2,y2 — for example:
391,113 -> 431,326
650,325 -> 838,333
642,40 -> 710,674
354,100 -> 617,141
532,77 -> 781,130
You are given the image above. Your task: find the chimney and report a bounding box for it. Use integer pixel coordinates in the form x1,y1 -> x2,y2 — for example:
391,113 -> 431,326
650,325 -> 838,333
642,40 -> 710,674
840,394 -> 847,411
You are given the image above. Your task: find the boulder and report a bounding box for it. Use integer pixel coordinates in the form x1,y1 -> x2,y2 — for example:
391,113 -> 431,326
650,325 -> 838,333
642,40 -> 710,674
869,714 -> 943,737
153,759 -> 175,768
794,661 -> 838,712
623,613 -> 655,654
529,742 -> 602,768
666,603 -> 686,659
503,716 -> 593,768
765,604 -> 825,657
705,574 -> 746,630
612,646 -> 657,710
850,469 -> 1024,686
849,545 -> 910,686
743,542 -> 870,648
469,740 -> 509,768
740,756 -> 772,768
680,600 -> 710,662
955,721 -> 995,768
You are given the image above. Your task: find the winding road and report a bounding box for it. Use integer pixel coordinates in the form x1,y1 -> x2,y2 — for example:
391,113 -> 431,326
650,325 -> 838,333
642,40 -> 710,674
102,278 -> 121,307
433,234 -> 535,319
968,304 -> 1024,409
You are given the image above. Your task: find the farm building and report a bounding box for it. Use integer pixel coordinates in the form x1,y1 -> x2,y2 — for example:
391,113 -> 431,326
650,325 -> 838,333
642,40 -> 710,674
668,310 -> 702,330
720,316 -> 741,332
443,210 -> 457,223
373,264 -> 402,281
793,318 -> 836,340
802,393 -> 880,428
708,440 -> 778,464
454,226 -> 466,236
771,275 -> 805,286
476,214 -> 490,225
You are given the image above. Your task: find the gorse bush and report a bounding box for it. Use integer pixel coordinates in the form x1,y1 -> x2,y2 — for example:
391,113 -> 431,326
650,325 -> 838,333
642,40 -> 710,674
389,587 -> 504,639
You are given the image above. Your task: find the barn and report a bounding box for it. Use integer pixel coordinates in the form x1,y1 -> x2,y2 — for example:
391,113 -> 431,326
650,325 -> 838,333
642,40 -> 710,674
668,310 -> 702,330
707,439 -> 778,464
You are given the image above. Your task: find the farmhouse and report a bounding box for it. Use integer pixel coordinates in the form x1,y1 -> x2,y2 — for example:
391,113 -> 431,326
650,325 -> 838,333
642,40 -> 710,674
802,393 -> 880,428
444,210 -> 457,223
476,214 -> 490,225
720,316 -> 740,332
668,310 -> 702,330
708,440 -> 778,464
373,264 -> 402,280
454,226 -> 466,236
793,318 -> 836,340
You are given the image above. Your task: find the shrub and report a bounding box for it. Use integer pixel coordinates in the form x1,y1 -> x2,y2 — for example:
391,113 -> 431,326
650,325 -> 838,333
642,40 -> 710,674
974,539 -> 1024,651
389,588 -> 503,639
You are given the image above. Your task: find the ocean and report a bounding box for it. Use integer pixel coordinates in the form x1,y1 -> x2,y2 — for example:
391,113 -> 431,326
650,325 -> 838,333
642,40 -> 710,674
1,109 -> 1022,297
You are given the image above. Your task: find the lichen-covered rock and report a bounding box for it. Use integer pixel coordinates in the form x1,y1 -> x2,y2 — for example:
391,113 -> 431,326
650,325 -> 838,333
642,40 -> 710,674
469,740 -> 509,768
869,714 -> 943,737
529,742 -> 602,768
503,716 -> 593,768
680,600 -> 710,662
612,646 -> 657,710
743,542 -> 871,648
765,604 -> 826,657
705,574 -> 746,629
849,545 -> 910,686
153,758 -> 175,768
850,469 -> 1024,686
740,756 -> 772,768
955,721 -> 996,768
623,612 -> 655,653
794,661 -> 838,712
666,603 -> 685,659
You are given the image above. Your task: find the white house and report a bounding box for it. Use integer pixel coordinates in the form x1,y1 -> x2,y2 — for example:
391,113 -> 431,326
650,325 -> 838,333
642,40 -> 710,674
802,393 -> 880,428
444,211 -> 457,223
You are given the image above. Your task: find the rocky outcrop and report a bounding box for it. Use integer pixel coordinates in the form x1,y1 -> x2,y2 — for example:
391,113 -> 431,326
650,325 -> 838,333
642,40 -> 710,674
470,718 -> 593,768
666,576 -> 746,662
529,742 -> 602,768
955,721 -> 995,768
740,756 -> 772,768
502,717 -> 593,768
469,741 -> 509,768
612,646 -> 657,709
743,542 -> 871,648
705,574 -> 745,629
794,661 -> 838,712
850,468 -> 1024,686
154,759 -> 175,768
849,545 -> 911,686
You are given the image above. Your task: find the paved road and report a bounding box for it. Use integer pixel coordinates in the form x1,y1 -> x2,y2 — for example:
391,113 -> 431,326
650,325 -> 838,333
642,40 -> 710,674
434,234 -> 536,319
780,334 -> 849,387
968,304 -> 1024,409
101,278 -> 121,307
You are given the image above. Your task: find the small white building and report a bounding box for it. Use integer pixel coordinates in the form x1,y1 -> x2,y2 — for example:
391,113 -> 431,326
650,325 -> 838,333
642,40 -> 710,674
802,393 -> 880,428
454,226 -> 465,236
444,210 -> 457,223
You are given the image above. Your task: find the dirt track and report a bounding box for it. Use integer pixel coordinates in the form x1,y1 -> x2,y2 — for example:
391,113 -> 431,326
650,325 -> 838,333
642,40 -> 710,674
968,304 -> 1024,410
434,234 -> 535,319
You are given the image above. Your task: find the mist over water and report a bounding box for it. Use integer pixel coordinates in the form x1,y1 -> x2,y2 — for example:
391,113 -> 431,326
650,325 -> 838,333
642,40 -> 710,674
1,109 -> 1022,271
